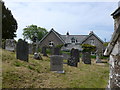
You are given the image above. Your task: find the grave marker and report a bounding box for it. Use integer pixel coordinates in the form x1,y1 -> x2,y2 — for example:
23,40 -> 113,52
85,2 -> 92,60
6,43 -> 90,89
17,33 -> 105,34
50,55 -> 64,72
5,39 -> 16,51
16,39 -> 28,62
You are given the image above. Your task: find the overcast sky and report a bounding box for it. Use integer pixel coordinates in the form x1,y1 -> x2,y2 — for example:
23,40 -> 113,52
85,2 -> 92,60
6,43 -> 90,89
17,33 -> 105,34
3,0 -> 119,42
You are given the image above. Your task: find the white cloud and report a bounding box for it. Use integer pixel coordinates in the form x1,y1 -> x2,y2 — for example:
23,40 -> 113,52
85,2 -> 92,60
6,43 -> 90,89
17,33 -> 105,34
3,1 -> 118,42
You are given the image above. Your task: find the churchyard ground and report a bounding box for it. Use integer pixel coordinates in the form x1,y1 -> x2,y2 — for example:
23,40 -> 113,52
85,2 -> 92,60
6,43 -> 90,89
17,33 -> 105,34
2,49 -> 109,88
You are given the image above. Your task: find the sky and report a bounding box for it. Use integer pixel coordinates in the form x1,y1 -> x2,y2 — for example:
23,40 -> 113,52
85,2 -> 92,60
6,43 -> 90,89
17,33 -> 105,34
3,0 -> 119,42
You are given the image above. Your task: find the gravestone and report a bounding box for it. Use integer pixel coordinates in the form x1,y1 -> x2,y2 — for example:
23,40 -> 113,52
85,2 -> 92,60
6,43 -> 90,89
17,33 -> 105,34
68,57 -> 78,67
33,52 -> 42,60
67,49 -> 79,67
42,47 -> 47,56
50,55 -> 64,72
71,49 -> 80,62
5,39 -> 16,51
16,39 -> 28,62
82,51 -> 91,64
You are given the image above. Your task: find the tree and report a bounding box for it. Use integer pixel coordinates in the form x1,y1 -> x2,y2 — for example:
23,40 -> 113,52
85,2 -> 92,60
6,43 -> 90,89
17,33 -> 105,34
23,25 -> 48,42
81,44 -> 96,52
2,1 -> 18,39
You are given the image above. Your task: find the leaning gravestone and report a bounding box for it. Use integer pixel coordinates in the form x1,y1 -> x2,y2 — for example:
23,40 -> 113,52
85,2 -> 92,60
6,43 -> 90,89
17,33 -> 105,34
50,55 -> 64,73
82,51 -> 91,64
42,47 -> 47,56
67,49 -> 79,67
5,39 -> 16,51
16,39 -> 28,62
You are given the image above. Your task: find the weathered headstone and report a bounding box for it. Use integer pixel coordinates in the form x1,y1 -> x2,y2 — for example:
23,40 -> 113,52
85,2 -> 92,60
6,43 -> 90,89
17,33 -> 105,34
68,57 -> 78,67
16,39 -> 28,62
71,49 -> 80,62
5,39 -> 16,51
67,49 -> 79,67
82,51 -> 91,64
42,47 -> 47,56
33,52 -> 42,60
50,55 -> 64,73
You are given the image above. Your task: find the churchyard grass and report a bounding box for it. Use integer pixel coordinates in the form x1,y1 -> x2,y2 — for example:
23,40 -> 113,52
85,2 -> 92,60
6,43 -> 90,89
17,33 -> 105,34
2,49 -> 109,88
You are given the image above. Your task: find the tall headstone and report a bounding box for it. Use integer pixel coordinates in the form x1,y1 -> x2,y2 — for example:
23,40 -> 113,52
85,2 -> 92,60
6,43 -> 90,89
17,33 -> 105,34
67,49 -> 79,67
16,39 -> 28,62
50,55 -> 63,72
5,39 -> 16,51
71,49 -> 80,62
82,51 -> 91,64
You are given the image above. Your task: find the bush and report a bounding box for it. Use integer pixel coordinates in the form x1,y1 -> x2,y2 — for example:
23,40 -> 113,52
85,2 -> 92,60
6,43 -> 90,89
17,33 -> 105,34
82,44 -> 96,52
91,55 -> 96,59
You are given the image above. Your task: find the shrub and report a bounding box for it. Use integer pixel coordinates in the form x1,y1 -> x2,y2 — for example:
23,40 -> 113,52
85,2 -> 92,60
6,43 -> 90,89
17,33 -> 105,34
81,44 -> 96,52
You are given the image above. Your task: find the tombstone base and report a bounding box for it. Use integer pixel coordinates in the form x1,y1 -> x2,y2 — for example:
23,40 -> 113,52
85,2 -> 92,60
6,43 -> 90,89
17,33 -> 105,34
52,70 -> 65,74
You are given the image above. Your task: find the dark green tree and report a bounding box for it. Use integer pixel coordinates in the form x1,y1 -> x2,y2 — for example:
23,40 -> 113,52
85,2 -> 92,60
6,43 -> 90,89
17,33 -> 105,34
23,25 -> 48,42
2,1 -> 18,39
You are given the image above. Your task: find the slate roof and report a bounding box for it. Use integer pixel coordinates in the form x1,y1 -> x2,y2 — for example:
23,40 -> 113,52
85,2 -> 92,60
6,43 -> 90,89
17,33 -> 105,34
81,31 -> 104,44
61,35 -> 88,44
39,28 -> 65,44
39,28 -> 103,46
111,6 -> 120,19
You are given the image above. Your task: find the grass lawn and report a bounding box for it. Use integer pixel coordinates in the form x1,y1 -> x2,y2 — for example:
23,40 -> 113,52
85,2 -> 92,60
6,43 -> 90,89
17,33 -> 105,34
2,49 -> 109,88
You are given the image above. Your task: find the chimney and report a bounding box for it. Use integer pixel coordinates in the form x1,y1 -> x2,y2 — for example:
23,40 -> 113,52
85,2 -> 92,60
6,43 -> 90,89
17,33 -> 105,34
89,31 -> 94,35
66,31 -> 69,35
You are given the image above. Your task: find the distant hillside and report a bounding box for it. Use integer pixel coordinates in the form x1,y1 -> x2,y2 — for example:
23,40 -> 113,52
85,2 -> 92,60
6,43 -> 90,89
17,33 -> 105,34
2,49 -> 109,88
